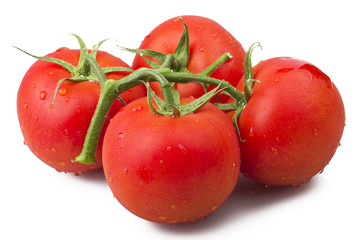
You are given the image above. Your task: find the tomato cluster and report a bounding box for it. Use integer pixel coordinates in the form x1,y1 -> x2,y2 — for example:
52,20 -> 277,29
16,16 -> 345,224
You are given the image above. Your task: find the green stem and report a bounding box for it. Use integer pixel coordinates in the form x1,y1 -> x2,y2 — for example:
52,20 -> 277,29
163,72 -> 246,104
73,80 -> 120,164
199,52 -> 232,77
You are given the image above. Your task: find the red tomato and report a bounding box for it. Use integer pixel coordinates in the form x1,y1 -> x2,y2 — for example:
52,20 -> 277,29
17,48 -> 146,174
234,57 -> 345,186
102,97 -> 240,223
132,15 -> 246,102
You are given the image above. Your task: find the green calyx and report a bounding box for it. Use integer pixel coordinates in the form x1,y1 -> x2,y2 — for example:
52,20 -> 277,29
243,42 -> 262,102
14,34 -> 134,105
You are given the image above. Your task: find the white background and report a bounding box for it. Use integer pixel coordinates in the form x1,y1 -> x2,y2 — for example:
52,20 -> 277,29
1,0 -> 360,239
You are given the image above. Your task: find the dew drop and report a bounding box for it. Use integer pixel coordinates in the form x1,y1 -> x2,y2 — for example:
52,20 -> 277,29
274,78 -> 280,83
58,161 -> 65,166
271,147 -> 278,155
196,25 -> 201,32
199,46 -> 205,52
23,103 -> 28,109
32,84 -> 36,88
162,43 -> 167,48
131,105 -> 143,112
49,72 -> 54,76
51,148 -> 56,153
40,91 -> 47,100
313,128 -> 319,136
213,33 -> 218,38
178,144 -> 187,154
64,129 -> 69,135
117,144 -> 124,149
159,216 -> 166,221
58,88 -> 67,96
170,204 -> 176,209
123,168 -> 128,175
117,132 -> 124,139
34,151 -> 40,156
212,205 -> 218,211
159,159 -> 164,164
65,97 -> 69,103
232,163 -> 237,170
248,127 -> 255,137
166,146 -> 172,152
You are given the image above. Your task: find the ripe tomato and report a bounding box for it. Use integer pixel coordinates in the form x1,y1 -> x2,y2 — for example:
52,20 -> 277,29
17,47 -> 146,174
102,97 -> 240,223
234,57 -> 345,186
132,15 -> 246,102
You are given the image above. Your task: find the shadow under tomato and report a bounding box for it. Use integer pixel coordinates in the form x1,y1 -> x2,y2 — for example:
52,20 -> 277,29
69,168 -> 108,185
153,173 -> 320,235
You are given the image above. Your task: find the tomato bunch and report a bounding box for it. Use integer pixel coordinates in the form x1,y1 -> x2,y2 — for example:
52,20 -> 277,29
16,16 -> 345,224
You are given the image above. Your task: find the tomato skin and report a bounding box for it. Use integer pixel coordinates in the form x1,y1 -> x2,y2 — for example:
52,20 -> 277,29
235,57 -> 345,186
17,48 -> 146,173
132,15 -> 246,102
102,97 -> 240,223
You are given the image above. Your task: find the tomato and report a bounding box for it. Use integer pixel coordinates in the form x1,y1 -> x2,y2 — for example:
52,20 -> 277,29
132,15 -> 246,103
234,57 -> 345,186
17,47 -> 146,174
102,97 -> 240,223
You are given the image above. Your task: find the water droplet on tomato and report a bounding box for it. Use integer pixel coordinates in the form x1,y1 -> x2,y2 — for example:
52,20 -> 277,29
162,43 -> 167,48
170,204 -> 176,209
117,132 -> 124,139
64,129 -> 69,135
166,146 -> 172,152
34,151 -> 40,156
58,161 -> 65,166
199,46 -> 205,52
313,128 -> 319,136
40,91 -> 47,100
178,144 -> 187,154
123,168 -> 128,175
270,147 -> 278,155
212,205 -> 218,211
159,216 -> 166,221
23,103 -> 28,109
196,25 -> 201,32
51,148 -> 56,153
117,144 -> 124,149
248,127 -> 255,137
213,33 -> 218,38
77,131 -> 85,136
159,159 -> 164,164
32,84 -> 36,88
274,78 -> 280,83
58,88 -> 67,96
49,72 -> 54,76
131,105 -> 143,112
